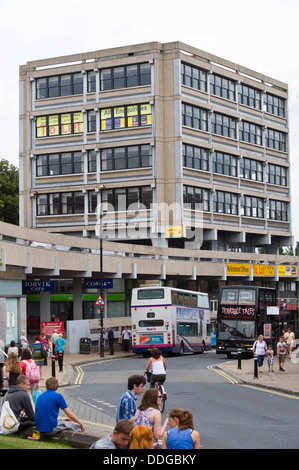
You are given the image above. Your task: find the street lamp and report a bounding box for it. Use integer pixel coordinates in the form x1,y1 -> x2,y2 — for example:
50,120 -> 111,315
99,184 -> 105,358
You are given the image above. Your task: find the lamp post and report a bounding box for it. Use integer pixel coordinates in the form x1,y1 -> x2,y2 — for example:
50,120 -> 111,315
99,184 -> 105,358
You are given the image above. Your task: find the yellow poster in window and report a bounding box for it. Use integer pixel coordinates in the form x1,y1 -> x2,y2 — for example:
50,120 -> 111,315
73,112 -> 83,133
127,105 -> 138,127
36,116 -> 47,137
127,105 -> 138,116
61,113 -> 71,135
48,115 -> 59,136
101,108 -> 112,131
140,104 -> 151,115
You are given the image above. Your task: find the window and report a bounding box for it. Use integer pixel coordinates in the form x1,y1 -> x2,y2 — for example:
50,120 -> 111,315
182,144 -> 209,171
214,191 -> 238,215
267,164 -> 287,186
210,112 -> 236,139
241,196 -> 264,218
100,104 -> 152,130
36,192 -> 85,216
88,151 -> 97,172
87,111 -> 97,132
88,191 -> 98,213
265,128 -> 287,152
210,74 -> 235,101
101,186 -> 153,211
181,63 -> 207,92
239,121 -> 262,146
183,186 -> 209,211
87,71 -> 96,93
182,104 -> 208,131
100,63 -> 151,90
36,73 -> 83,99
36,112 -> 84,138
238,84 -> 261,109
101,144 -> 151,171
239,158 -> 263,182
268,200 -> 288,221
264,93 -> 285,117
212,152 -> 237,176
36,152 -> 83,176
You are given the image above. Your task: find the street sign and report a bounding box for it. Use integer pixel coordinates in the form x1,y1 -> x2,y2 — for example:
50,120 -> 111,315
95,295 -> 105,306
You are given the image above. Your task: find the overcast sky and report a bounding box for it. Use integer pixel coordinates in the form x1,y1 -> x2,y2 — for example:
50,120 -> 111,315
1,0 -> 299,241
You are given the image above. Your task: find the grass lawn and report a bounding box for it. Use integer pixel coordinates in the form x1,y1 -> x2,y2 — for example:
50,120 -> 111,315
0,434 -> 74,449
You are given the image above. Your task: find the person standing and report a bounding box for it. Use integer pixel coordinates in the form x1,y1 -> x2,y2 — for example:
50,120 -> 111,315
108,328 -> 115,355
121,326 -> 131,353
40,332 -> 50,366
7,340 -> 18,357
253,335 -> 267,373
55,333 -> 66,372
277,336 -> 287,371
5,352 -> 21,386
20,330 -> 29,353
31,335 -> 45,380
51,329 -> 59,356
116,374 -> 146,423
286,328 -> 295,358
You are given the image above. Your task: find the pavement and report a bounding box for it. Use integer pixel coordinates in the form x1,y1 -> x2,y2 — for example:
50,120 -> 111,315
29,348 -> 299,447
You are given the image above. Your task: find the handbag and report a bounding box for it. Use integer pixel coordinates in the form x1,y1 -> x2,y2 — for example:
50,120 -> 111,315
0,401 -> 20,434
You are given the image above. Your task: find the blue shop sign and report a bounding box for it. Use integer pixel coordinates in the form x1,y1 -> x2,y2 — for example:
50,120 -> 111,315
22,280 -> 55,292
84,278 -> 113,289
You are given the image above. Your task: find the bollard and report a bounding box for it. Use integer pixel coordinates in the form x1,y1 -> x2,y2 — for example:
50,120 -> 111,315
51,354 -> 56,378
253,354 -> 258,379
58,351 -> 63,372
237,349 -> 242,369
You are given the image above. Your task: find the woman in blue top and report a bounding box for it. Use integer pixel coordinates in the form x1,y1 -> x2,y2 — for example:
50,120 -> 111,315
162,408 -> 200,449
55,334 -> 66,372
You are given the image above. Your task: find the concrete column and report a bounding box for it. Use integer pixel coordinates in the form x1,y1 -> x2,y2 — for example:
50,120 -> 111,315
40,291 -> 50,323
73,278 -> 83,320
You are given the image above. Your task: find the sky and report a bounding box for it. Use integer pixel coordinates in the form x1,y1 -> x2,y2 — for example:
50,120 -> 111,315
1,0 -> 299,241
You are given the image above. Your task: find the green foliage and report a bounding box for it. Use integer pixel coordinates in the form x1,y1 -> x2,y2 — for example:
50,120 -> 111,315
0,159 -> 19,225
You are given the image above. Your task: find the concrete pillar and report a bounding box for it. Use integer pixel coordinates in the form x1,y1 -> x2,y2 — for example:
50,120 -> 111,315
40,291 -> 50,323
73,278 -> 83,320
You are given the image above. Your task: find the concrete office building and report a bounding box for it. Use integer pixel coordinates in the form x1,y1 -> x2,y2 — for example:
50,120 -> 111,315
18,41 -> 296,328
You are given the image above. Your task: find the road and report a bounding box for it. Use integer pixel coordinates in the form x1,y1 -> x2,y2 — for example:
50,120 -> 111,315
62,352 -> 299,449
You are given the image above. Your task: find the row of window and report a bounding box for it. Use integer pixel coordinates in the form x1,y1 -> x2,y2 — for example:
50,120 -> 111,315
36,104 -> 152,138
35,144 -> 287,187
183,186 -> 288,221
182,103 -> 287,152
182,144 -> 287,185
36,144 -> 152,176
181,63 -> 286,117
36,186 -> 288,221
36,186 -> 153,216
36,63 -> 151,99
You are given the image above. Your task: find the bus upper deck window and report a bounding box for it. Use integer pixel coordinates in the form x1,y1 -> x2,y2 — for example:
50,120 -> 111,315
147,312 -> 155,318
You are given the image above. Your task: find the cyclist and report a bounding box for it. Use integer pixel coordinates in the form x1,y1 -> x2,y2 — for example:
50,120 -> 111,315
145,348 -> 167,389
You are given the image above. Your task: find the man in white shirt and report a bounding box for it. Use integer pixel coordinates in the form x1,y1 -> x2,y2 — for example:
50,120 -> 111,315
121,326 -> 131,352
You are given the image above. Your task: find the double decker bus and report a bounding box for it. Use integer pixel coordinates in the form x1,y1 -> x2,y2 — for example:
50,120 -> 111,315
216,285 -> 277,358
131,286 -> 211,355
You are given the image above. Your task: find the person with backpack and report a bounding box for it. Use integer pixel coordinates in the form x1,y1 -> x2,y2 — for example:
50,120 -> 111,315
277,336 -> 287,371
253,335 -> 267,373
19,348 -> 40,396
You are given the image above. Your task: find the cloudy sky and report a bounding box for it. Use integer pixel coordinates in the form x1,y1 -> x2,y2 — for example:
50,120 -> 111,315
1,0 -> 299,240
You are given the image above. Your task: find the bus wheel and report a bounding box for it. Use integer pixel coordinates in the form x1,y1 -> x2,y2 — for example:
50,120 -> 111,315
180,342 -> 184,356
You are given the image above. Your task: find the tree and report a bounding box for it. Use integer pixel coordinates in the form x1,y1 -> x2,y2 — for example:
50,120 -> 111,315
0,159 -> 19,225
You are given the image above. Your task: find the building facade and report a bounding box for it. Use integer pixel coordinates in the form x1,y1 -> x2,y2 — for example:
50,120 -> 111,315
19,41 -> 291,253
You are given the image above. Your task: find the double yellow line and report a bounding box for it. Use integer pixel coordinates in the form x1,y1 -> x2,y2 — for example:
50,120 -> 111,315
74,365 -> 84,386
208,364 -> 239,385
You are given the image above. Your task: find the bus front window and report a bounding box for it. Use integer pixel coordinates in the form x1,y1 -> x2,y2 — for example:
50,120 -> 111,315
218,320 -> 256,340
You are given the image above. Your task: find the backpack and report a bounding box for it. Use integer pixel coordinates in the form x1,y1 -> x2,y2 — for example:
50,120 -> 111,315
25,360 -> 40,383
0,400 -> 19,434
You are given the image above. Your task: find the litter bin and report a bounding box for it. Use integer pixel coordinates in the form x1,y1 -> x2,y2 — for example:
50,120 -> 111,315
80,337 -> 91,354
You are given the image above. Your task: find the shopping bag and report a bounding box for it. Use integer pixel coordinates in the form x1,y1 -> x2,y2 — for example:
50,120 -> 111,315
0,401 -> 19,434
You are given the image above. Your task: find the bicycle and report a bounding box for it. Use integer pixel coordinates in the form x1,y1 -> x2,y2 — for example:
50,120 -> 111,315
145,372 -> 167,413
